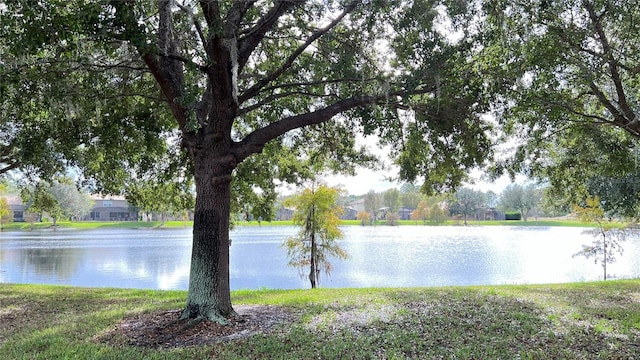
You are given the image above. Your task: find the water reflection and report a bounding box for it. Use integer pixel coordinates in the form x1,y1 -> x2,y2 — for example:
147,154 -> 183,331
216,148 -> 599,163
0,228 -> 193,289
22,248 -> 84,279
1,226 -> 639,290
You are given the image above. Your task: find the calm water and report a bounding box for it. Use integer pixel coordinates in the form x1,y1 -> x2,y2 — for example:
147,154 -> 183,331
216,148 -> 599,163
0,226 -> 639,290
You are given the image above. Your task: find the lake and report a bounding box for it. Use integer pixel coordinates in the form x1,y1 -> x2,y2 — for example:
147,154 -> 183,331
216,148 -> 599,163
1,225 -> 639,290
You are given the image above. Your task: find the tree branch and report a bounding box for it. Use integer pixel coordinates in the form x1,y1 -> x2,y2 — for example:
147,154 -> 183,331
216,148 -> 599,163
233,95 -> 377,163
232,87 -> 433,163
164,52 -> 208,72
0,143 -> 15,158
261,77 -> 381,92
176,2 -> 207,47
238,1 -> 359,104
564,106 -> 617,125
6,58 -> 149,73
224,1 -> 257,37
584,0 -> 637,123
111,1 -> 189,129
236,0 -> 304,72
0,145 -> 19,175
199,0 -> 220,30
0,162 -> 19,176
237,77 -> 381,116
238,91 -> 340,116
141,62 -> 189,130
199,0 -> 222,58
75,91 -> 166,103
586,80 -> 627,124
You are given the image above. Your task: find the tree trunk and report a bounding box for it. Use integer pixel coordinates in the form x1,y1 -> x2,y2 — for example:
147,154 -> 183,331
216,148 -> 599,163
308,201 -> 318,289
181,150 -> 236,323
309,232 -> 317,289
603,238 -> 607,280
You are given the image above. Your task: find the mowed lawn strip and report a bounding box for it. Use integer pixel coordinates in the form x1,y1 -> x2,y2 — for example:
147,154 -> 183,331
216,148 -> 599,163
1,281 -> 639,359
0,217 -> 610,230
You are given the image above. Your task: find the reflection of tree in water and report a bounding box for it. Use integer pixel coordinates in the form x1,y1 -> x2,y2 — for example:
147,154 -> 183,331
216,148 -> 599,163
0,251 -> 6,282
119,245 -> 191,289
21,248 -> 84,280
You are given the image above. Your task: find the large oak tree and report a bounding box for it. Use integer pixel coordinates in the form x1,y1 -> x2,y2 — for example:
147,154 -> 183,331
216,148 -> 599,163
1,1 -> 496,322
485,0 -> 640,215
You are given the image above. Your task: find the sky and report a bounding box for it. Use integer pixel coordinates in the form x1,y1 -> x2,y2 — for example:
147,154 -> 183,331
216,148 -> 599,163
314,132 -> 525,196
282,125 -> 527,196
321,167 -> 523,196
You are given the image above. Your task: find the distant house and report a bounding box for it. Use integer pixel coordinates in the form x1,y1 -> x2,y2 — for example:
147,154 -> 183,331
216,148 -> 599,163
349,198 -> 366,213
340,207 -> 358,220
276,206 -> 294,221
377,207 -> 389,220
5,195 -> 26,222
84,195 -> 138,221
398,207 -> 415,220
482,208 -> 505,221
3,194 -> 140,222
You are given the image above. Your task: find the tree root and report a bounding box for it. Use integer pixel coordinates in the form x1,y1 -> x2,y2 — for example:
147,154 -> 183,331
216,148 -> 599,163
97,305 -> 300,349
179,307 -> 236,325
156,317 -> 204,345
180,317 -> 205,332
158,309 -> 239,343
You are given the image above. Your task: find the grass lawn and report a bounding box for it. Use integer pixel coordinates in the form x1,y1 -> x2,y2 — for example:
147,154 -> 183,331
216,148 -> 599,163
0,217 -> 608,231
1,281 -> 639,359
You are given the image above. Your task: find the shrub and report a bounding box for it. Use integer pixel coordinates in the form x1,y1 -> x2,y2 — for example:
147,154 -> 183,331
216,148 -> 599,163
505,212 -> 521,220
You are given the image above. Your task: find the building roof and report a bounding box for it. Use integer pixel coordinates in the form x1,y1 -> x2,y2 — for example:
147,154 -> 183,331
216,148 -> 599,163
90,194 -> 127,201
3,195 -> 23,205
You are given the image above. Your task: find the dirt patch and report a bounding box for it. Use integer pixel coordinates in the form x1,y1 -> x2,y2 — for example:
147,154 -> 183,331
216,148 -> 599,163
97,305 -> 299,349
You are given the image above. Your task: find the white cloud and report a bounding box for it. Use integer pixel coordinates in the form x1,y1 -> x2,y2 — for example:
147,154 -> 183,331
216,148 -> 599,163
324,168 -> 398,195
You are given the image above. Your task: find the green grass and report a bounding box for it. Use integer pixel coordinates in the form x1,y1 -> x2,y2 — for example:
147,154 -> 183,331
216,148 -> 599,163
358,218 -> 603,227
1,220 -> 193,230
2,281 -> 639,359
2,217 -> 618,231
225,218 -> 612,228
452,219 -> 593,227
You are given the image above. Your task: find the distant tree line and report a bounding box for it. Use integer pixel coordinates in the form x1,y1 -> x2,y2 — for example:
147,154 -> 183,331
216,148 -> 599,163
281,181 -> 548,227
0,177 -> 195,225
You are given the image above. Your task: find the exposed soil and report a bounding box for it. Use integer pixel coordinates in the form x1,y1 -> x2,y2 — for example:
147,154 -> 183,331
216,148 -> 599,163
98,305 -> 299,349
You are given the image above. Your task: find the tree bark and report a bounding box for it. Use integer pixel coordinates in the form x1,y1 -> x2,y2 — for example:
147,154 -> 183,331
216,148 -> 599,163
309,231 -> 317,289
181,146 -> 237,323
309,202 -> 318,288
603,235 -> 607,281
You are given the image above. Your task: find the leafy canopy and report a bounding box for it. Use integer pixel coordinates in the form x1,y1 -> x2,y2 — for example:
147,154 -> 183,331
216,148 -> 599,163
0,0 -> 498,198
484,0 -> 640,215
